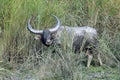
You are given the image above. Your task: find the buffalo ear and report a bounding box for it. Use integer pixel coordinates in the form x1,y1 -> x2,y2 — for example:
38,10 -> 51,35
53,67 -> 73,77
34,35 -> 41,40
51,33 -> 57,39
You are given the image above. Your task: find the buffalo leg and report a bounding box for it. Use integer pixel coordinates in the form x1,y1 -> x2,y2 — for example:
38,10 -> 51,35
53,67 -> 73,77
87,54 -> 93,67
97,53 -> 102,66
86,50 -> 93,67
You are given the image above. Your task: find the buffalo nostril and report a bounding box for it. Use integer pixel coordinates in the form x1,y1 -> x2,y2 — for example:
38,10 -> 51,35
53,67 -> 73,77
46,40 -> 52,45
47,39 -> 51,42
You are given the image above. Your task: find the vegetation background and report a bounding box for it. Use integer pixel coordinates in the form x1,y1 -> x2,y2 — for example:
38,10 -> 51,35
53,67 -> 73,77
0,0 -> 120,80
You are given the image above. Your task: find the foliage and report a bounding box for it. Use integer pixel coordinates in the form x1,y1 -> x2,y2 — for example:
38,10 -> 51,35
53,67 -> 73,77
0,0 -> 120,79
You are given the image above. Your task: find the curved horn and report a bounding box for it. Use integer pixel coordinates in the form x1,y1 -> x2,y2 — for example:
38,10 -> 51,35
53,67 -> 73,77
27,17 -> 43,34
49,15 -> 60,33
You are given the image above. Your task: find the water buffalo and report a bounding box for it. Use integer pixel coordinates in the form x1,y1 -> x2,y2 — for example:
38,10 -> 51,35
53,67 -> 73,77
27,15 -> 102,67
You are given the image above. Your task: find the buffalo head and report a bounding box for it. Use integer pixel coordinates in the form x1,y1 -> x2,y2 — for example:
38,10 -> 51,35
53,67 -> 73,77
27,15 -> 60,46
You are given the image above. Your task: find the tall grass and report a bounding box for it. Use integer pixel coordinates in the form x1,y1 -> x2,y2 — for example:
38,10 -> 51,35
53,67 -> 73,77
0,0 -> 120,79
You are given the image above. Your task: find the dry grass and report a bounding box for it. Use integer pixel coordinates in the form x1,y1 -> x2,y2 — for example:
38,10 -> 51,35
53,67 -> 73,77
0,0 -> 120,80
